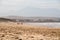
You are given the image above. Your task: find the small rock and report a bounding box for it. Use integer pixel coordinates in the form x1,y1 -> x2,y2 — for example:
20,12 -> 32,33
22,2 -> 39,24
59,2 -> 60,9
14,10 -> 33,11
19,39 -> 22,40
1,35 -> 5,37
15,37 -> 19,39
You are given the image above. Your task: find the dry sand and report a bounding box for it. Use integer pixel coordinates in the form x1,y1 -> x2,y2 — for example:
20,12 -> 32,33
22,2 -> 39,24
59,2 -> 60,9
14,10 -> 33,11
0,22 -> 60,40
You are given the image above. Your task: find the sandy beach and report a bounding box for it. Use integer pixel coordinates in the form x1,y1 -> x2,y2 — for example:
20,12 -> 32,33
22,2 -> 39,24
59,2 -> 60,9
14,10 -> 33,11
0,22 -> 60,40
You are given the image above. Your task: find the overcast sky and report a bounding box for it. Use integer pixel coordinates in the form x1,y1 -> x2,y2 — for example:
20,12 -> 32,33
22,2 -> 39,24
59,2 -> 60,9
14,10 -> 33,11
0,0 -> 60,17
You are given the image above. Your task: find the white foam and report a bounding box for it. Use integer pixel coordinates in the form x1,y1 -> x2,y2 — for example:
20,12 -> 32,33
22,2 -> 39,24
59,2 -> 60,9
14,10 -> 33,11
26,22 -> 60,28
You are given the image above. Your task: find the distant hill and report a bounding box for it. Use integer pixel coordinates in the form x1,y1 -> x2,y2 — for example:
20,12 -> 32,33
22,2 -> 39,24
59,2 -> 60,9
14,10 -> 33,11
0,18 -> 16,22
2,16 -> 60,22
